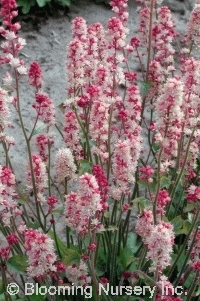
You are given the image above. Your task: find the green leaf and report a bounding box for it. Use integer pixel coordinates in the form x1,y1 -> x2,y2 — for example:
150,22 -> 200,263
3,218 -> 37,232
17,188 -> 31,204
27,293 -> 46,301
171,215 -> 188,235
139,81 -> 153,97
7,255 -> 28,275
17,0 -> 36,14
184,203 -> 196,213
152,142 -> 160,152
103,225 -> 118,232
177,250 -> 187,273
36,0 -> 50,7
62,248 -> 80,266
0,294 -> 17,301
120,247 -> 133,268
27,220 -> 40,229
138,180 -> 156,192
48,230 -> 80,265
51,205 -> 64,216
126,232 -> 142,254
175,220 -> 191,235
58,102 -> 65,113
131,197 -> 150,213
195,284 -> 200,296
32,121 -> 46,136
55,0 -> 71,6
79,160 -> 92,175
185,271 -> 196,289
160,176 -> 171,189
95,248 -> 107,276
0,283 -> 4,295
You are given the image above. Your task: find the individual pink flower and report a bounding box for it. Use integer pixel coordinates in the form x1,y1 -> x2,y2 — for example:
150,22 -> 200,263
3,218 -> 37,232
54,148 -> 77,183
28,61 -> 43,89
24,229 -> 57,279
32,92 -> 55,125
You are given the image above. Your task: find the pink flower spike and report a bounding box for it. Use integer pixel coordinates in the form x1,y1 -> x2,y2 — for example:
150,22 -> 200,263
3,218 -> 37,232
25,229 -> 57,279
28,61 -> 43,89
32,92 -> 55,125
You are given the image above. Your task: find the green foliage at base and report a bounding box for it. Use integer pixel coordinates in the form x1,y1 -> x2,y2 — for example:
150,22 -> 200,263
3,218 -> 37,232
17,0 -> 71,14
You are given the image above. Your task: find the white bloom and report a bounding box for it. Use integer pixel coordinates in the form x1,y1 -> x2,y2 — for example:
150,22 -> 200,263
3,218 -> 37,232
54,148 -> 76,183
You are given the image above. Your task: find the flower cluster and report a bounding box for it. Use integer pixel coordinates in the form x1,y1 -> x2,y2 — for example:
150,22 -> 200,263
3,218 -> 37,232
146,221 -> 174,272
24,229 -> 57,279
136,212 -> 174,272
65,260 -> 91,286
0,0 -> 26,73
188,230 -> 200,271
26,154 -> 47,197
184,0 -> 200,46
63,110 -> 83,159
28,61 -> 43,89
0,165 -> 21,226
65,173 -> 102,235
54,148 -> 77,183
32,92 -> 55,125
35,134 -> 54,162
187,184 -> 200,203
154,78 -> 184,171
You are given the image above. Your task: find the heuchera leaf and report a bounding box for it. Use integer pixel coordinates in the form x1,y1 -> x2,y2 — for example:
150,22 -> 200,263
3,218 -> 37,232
79,160 -> 92,175
55,0 -> 71,6
36,0 -> 50,7
17,0 -> 36,14
7,255 -> 28,275
48,230 -> 80,265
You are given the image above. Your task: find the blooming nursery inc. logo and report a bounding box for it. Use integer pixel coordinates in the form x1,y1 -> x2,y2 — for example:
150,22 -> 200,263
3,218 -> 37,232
0,0 -> 200,300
